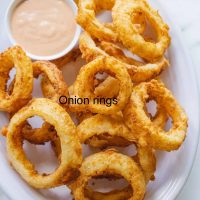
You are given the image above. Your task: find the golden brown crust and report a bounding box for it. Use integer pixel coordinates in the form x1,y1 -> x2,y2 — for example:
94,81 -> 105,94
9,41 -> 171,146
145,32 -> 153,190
123,79 -> 188,151
4,61 -> 69,144
79,32 -> 169,83
77,114 -> 157,182
51,48 -> 81,69
6,98 -> 82,188
69,150 -> 146,200
0,46 -> 33,113
77,114 -> 135,148
77,0 -> 117,42
112,0 -> 171,61
72,56 -> 132,115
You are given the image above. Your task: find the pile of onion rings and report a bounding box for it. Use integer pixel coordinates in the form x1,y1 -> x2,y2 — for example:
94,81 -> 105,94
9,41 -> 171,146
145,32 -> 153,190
0,0 -> 188,199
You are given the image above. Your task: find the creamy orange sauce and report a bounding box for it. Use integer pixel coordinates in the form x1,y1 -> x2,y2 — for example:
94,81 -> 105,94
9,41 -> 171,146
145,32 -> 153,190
11,0 -> 76,56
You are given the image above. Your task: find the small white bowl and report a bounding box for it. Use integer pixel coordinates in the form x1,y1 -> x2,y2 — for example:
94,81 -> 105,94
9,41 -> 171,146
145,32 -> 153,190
5,0 -> 81,61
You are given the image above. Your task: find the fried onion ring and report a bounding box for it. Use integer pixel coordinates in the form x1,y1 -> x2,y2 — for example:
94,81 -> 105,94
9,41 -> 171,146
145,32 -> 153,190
69,76 -> 120,123
83,146 -> 156,200
0,46 -> 33,113
3,61 -> 69,145
79,32 -> 169,83
77,114 -> 135,148
112,0 -> 171,61
77,0 -> 147,42
85,186 -> 133,200
32,61 -> 68,142
72,56 -> 132,115
77,0 -> 117,42
69,150 -> 146,200
34,61 -> 69,103
94,76 -> 120,98
51,113 -> 155,199
77,114 -> 157,181
123,79 -> 188,151
51,48 -> 81,69
77,114 -> 157,180
6,98 -> 82,188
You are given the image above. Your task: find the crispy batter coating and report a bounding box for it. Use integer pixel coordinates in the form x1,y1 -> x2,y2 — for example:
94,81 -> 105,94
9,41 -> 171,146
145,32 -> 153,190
94,76 -> 120,98
38,61 -> 69,103
123,79 -> 188,151
72,56 -> 132,115
0,46 -> 33,113
3,61 -> 69,145
69,150 -> 146,200
79,32 -> 169,83
77,114 -> 157,182
76,109 -> 167,147
77,0 -> 117,42
112,0 -> 171,61
51,48 -> 81,69
6,98 -> 82,188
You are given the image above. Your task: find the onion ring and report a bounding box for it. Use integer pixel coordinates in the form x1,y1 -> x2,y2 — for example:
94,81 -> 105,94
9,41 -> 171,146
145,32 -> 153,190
51,113 -> 156,198
51,48 -> 81,69
83,147 -> 156,200
6,98 -> 82,188
85,186 -> 133,200
69,150 -> 146,200
77,114 -> 157,181
69,76 -> 120,123
112,0 -> 171,61
72,56 -> 132,115
77,114 -> 135,148
0,46 -> 33,113
79,32 -> 169,83
52,113 -> 157,181
51,113 -> 155,199
123,79 -> 188,151
77,111 -> 166,148
3,61 -> 69,145
77,0 -> 146,42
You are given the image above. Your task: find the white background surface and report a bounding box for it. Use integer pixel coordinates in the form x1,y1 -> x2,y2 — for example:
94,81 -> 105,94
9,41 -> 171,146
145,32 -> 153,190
0,0 -> 200,199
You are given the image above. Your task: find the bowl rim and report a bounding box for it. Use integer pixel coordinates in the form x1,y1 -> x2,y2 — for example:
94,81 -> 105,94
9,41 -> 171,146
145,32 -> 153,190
5,0 -> 81,61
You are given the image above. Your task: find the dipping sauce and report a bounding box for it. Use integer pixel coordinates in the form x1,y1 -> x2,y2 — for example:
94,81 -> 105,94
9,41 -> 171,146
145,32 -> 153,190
11,0 -> 76,56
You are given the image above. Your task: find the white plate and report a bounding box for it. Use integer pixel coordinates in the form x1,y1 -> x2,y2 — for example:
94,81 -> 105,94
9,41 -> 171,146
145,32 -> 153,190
0,0 -> 199,200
